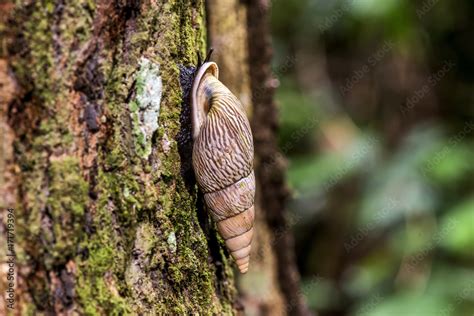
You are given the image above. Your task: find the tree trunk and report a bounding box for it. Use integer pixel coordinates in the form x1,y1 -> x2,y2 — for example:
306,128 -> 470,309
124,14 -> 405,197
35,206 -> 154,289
0,1 -> 310,315
1,1 -> 238,314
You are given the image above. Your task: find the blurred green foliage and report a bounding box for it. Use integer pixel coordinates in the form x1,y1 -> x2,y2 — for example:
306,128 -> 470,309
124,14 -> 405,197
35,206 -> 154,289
270,0 -> 474,315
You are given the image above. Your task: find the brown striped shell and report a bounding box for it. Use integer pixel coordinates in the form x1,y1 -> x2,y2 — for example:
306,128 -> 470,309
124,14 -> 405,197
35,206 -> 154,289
191,62 -> 255,273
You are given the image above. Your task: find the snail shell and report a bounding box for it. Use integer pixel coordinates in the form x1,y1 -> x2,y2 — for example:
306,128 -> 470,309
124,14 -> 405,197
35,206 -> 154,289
191,62 -> 255,273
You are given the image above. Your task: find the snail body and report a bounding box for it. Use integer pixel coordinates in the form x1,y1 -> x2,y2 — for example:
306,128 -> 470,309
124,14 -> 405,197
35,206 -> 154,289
191,61 -> 255,273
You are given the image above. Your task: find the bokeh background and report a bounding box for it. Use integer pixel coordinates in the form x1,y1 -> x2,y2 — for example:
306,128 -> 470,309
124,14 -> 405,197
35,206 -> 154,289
270,0 -> 474,315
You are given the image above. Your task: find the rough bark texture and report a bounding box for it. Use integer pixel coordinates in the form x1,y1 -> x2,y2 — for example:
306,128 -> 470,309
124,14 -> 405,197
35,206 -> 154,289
0,1 -> 239,314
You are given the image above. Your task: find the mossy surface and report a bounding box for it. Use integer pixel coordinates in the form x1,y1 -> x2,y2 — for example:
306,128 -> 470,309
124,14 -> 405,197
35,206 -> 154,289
8,0 -> 237,315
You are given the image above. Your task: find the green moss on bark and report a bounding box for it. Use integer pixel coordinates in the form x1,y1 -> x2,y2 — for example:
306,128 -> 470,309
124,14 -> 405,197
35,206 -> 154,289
76,2 -> 236,313
12,0 -> 94,106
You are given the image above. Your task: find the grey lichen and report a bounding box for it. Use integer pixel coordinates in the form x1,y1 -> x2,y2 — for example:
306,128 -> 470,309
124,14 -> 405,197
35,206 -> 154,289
130,57 -> 163,158
167,231 -> 177,253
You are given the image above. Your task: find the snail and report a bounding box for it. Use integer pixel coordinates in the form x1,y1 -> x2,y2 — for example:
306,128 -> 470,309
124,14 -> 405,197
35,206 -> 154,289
191,54 -> 255,274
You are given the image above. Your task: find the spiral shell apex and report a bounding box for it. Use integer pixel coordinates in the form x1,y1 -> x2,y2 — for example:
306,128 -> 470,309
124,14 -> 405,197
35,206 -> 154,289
191,61 -> 255,273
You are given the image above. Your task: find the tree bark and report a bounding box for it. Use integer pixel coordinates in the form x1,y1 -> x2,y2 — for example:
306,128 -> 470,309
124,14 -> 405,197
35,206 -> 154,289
0,1 -> 310,315
1,1 -> 238,314
206,1 -> 287,315
247,1 -> 312,316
